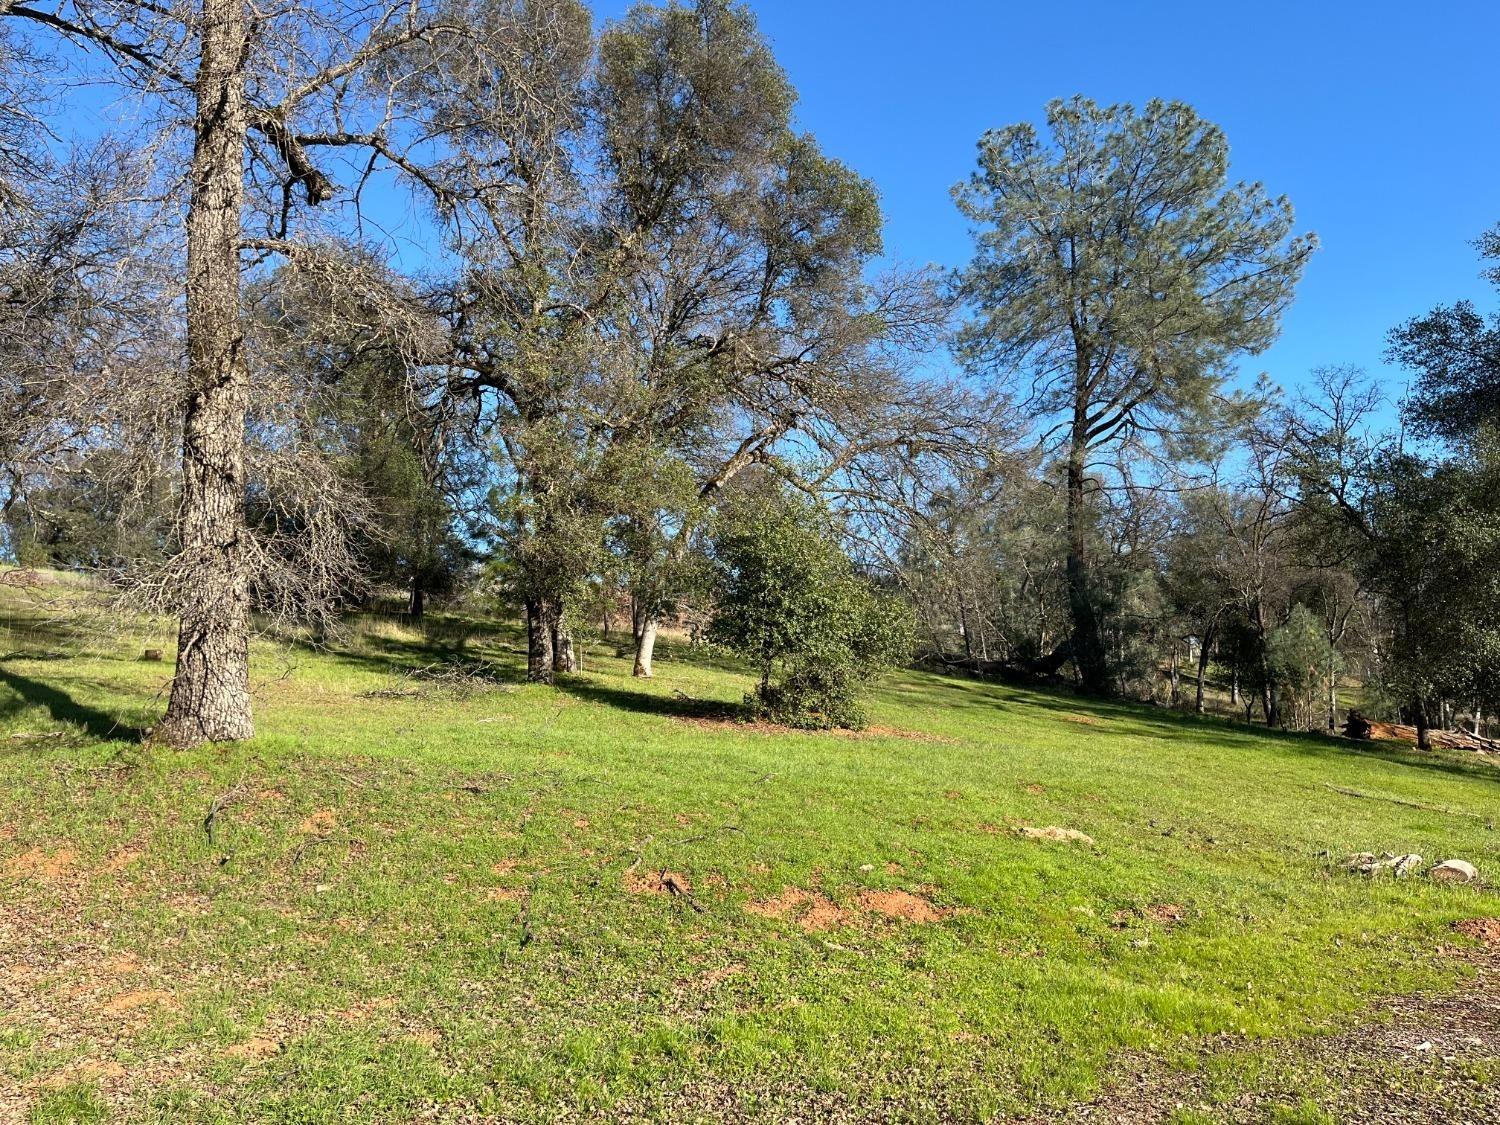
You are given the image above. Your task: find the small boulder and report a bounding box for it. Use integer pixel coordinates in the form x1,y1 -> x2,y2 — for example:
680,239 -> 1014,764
1429,859 -> 1478,883
141,648 -> 164,662
1343,852 -> 1423,877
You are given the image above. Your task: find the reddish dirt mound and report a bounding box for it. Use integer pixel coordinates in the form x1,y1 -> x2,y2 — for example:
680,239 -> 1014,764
745,887 -> 851,931
1144,903 -> 1185,924
856,888 -> 952,924
1454,917 -> 1500,945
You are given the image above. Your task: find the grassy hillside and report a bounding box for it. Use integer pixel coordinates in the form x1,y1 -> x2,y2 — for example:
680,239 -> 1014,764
1,574 -> 1496,1123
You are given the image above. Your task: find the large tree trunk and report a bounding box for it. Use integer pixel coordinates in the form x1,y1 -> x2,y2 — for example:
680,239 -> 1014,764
155,0 -> 253,747
408,576 -> 425,621
526,598 -> 556,684
631,599 -> 658,678
1065,448 -> 1109,695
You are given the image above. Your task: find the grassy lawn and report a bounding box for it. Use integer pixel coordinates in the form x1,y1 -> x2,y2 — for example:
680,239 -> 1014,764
1,576 -> 1496,1122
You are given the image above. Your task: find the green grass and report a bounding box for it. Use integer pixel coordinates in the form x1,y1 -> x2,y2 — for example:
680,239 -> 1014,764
1,574 -> 1497,1122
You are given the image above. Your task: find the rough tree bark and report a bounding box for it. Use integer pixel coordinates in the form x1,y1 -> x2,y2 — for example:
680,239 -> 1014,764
154,0 -> 254,747
525,598 -> 556,684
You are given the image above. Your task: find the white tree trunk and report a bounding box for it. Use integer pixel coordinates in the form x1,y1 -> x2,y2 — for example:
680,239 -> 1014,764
633,616 -> 657,678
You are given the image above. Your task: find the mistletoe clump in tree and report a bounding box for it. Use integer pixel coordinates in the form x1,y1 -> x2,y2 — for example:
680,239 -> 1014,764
707,485 -> 911,730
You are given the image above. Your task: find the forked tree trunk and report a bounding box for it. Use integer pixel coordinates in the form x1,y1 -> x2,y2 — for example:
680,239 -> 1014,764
1168,642 -> 1181,706
526,598 -> 556,684
155,0 -> 253,747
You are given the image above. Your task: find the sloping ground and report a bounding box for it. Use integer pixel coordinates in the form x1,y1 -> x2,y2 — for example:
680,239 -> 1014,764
1024,945 -> 1500,1124
1,580 -> 1498,1123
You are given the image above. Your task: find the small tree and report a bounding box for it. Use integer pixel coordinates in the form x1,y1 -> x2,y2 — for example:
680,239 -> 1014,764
708,488 -> 911,729
1266,603 -> 1340,730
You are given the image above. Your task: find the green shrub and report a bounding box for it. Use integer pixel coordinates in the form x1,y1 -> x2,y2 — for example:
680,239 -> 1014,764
708,487 -> 912,729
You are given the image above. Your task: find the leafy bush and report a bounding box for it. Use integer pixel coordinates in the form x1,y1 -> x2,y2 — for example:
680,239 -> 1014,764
708,488 -> 912,729
1267,603 -> 1340,730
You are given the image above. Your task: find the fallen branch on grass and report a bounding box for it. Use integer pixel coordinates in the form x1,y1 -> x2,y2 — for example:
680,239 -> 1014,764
203,780 -> 249,845
1321,783 -> 1490,824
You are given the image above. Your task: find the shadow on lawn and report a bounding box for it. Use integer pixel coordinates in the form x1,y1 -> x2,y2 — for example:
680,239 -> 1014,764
0,665 -> 145,743
1008,679 -> 1500,788
555,675 -> 742,723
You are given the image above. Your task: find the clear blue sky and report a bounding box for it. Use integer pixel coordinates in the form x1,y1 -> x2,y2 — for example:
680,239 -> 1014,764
595,0 -> 1500,404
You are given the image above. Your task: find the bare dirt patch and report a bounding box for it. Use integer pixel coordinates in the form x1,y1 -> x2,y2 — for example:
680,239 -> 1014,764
298,809 -> 338,836
856,888 -> 952,924
100,988 -> 174,1014
38,1059 -> 128,1089
222,1036 -> 281,1060
7,847 -> 78,879
1063,714 -> 1101,726
745,887 -> 852,931
1455,917 -> 1500,945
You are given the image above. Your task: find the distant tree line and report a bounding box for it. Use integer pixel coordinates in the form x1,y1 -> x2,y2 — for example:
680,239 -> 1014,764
3,1 -> 1497,744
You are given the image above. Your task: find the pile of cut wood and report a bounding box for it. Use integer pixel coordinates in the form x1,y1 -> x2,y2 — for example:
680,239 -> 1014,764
1364,720 -> 1499,754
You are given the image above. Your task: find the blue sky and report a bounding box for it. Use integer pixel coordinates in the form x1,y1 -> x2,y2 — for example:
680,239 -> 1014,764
38,1 -> 1500,408
593,0 -> 1500,405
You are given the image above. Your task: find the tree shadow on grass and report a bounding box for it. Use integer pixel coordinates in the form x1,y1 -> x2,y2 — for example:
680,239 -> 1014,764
554,674 -> 743,724
0,666 -> 146,743
1011,681 -> 1500,788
